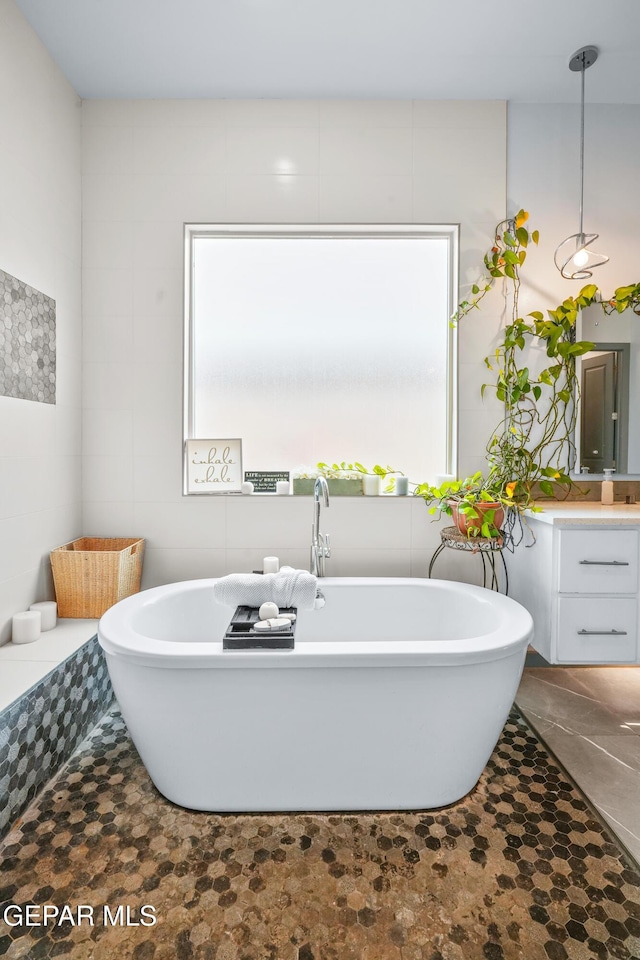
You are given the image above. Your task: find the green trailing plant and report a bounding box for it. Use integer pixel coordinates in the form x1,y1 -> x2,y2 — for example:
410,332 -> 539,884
317,461 -> 403,493
416,210 -> 640,542
601,282 -> 640,316
452,210 -> 594,511
293,461 -> 404,493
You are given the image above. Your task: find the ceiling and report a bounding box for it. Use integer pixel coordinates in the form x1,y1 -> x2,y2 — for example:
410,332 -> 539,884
14,0 -> 640,103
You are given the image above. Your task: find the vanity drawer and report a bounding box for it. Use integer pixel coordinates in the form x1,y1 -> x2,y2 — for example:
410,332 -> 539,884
557,597 -> 638,662
557,529 -> 638,594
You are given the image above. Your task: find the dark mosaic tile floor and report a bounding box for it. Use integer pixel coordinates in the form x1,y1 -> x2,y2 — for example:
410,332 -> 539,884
1,710 -> 640,960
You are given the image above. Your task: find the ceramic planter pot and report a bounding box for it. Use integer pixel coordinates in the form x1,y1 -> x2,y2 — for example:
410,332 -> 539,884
449,500 -> 505,537
293,478 -> 363,496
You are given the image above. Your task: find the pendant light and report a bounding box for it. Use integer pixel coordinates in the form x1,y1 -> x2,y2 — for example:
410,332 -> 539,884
554,45 -> 609,280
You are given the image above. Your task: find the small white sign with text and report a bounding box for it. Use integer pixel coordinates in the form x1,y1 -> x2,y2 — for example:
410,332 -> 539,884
186,439 -> 243,494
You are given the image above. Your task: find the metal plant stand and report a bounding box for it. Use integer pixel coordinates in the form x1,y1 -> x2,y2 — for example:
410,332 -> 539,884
428,525 -> 509,594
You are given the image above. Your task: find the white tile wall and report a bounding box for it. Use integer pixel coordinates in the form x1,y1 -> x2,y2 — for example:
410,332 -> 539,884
80,98 -> 506,588
508,102 -> 640,311
5,18 -> 637,624
0,1 -> 82,645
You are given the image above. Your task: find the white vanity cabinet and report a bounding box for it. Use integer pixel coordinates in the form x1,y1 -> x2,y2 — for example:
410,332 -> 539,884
508,506 -> 640,664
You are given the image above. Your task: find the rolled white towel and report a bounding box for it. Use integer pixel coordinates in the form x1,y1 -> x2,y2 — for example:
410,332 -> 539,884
213,569 -> 319,611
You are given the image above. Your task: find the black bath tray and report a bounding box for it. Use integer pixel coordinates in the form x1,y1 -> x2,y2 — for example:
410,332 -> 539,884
223,605 -> 296,650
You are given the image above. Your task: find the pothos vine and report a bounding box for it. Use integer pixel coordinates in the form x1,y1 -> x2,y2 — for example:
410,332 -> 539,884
452,210 -> 640,512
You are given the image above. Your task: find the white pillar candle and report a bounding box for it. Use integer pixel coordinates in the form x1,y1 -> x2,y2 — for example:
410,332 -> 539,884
362,475 -> 380,496
12,610 -> 41,644
241,481 -> 254,494
276,480 -> 290,495
263,556 -> 279,573
29,600 -> 57,631
395,476 -> 409,496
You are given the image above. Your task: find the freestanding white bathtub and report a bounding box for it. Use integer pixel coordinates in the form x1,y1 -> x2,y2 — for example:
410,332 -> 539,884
98,577 -> 533,812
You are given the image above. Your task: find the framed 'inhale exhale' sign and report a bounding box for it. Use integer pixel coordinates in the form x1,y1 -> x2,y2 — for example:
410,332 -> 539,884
185,439 -> 243,494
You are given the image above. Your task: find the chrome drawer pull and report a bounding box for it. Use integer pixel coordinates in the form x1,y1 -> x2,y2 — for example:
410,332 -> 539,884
577,629 -> 628,636
578,560 -> 630,566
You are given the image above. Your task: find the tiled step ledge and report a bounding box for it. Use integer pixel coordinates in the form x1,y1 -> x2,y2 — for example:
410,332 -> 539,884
0,621 -> 114,840
0,620 -> 99,712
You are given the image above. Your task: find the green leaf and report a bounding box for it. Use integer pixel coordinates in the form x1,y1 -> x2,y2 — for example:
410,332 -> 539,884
539,480 -> 554,497
533,385 -> 542,401
579,282 -> 598,300
572,340 -> 596,355
471,284 -> 479,295
504,231 -> 516,247
504,263 -> 516,280
531,230 -> 539,244
516,226 -> 529,247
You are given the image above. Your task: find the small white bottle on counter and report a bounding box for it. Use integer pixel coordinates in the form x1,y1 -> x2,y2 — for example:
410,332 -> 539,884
601,468 -> 615,505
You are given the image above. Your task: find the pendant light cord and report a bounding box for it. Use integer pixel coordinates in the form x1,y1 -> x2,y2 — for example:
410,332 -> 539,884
579,52 -> 585,238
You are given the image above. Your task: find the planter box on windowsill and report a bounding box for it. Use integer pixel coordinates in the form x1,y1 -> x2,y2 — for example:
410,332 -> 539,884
293,478 -> 363,496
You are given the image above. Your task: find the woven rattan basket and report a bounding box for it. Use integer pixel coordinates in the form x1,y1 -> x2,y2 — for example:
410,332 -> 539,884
50,537 -> 145,618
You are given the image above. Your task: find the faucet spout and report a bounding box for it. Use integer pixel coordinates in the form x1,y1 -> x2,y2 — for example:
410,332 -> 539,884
314,476 -> 329,508
310,477 -> 330,577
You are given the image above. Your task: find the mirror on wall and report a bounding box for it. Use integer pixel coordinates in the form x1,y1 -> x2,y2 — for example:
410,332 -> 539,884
184,224 -> 458,493
579,345 -> 630,474
577,306 -> 640,475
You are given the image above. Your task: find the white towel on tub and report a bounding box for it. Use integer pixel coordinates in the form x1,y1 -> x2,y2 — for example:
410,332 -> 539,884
213,569 -> 319,611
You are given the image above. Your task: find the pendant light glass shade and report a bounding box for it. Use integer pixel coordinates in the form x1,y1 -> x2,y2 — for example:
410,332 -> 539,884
554,45 -> 608,280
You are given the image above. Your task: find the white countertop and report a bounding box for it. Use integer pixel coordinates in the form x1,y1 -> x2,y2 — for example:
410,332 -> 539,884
529,502 -> 640,525
0,619 -> 98,713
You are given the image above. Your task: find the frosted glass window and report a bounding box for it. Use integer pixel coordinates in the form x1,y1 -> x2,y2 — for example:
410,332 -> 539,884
185,225 -> 457,490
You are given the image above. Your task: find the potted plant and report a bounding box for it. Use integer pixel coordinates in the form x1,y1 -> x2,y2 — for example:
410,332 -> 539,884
292,463 -> 363,496
332,461 -> 404,495
454,211 -> 640,502
420,209 -> 640,545
292,461 -> 403,496
414,472 -> 529,540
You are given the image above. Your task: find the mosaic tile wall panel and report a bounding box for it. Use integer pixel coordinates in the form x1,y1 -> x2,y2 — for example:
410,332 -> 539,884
0,637 -> 113,840
0,708 -> 638,959
0,268 -> 56,404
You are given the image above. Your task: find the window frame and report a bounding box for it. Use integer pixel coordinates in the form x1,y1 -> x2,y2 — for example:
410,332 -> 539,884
183,222 -> 459,495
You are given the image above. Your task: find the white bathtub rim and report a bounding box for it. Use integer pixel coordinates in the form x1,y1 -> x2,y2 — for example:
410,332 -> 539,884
98,577 -> 533,669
